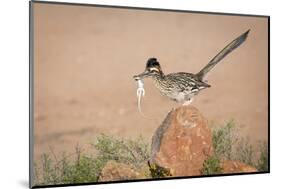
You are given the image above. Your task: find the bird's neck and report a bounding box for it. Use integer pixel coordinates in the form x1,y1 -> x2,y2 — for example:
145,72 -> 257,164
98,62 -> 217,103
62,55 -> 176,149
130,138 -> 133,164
152,72 -> 165,81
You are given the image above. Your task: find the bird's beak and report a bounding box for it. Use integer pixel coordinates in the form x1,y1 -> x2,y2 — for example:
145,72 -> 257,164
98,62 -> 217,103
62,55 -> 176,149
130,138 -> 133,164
133,70 -> 150,80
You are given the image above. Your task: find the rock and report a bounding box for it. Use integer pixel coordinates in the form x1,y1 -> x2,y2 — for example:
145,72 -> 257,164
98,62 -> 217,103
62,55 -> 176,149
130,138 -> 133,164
222,160 -> 257,173
98,161 -> 143,181
150,105 -> 213,177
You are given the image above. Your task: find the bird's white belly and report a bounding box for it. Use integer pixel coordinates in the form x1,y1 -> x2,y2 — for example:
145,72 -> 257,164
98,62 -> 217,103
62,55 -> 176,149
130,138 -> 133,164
164,91 -> 187,103
153,79 -> 195,103
172,92 -> 186,102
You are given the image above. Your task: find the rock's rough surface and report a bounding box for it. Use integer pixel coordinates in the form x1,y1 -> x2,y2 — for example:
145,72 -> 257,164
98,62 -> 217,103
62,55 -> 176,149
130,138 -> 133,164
98,161 -> 143,181
222,160 -> 257,173
150,105 -> 213,177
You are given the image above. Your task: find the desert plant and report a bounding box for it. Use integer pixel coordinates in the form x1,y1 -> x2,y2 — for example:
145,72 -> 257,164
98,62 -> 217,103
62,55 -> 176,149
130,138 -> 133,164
256,141 -> 268,172
212,119 -> 238,160
148,161 -> 172,178
34,123 -> 268,184
34,134 -> 150,186
202,120 -> 269,175
235,137 -> 255,166
94,134 -> 150,169
201,155 -> 222,175
35,150 -> 103,185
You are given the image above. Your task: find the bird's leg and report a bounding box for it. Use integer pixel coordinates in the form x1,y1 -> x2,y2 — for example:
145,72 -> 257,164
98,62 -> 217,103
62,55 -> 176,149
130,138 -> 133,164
182,98 -> 193,106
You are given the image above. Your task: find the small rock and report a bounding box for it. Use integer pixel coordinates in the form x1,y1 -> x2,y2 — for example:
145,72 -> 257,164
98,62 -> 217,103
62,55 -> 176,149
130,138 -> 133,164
98,161 -> 143,181
150,105 -> 213,177
222,160 -> 257,173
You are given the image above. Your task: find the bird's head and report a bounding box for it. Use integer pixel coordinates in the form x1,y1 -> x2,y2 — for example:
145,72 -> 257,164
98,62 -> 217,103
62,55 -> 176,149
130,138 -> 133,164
134,58 -> 163,80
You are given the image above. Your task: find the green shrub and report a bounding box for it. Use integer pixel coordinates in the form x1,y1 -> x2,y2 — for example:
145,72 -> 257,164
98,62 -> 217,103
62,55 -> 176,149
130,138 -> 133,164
36,150 -> 103,185
202,120 -> 269,175
148,161 -> 172,178
94,134 -> 150,169
235,137 -> 255,166
212,119 -> 237,160
201,155 -> 222,175
35,121 -> 268,184
34,135 -> 150,186
256,141 -> 268,172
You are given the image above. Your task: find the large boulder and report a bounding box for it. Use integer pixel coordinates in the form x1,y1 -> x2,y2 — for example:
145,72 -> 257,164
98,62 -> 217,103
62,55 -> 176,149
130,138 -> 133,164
222,160 -> 257,173
150,105 -> 213,177
98,161 -> 144,181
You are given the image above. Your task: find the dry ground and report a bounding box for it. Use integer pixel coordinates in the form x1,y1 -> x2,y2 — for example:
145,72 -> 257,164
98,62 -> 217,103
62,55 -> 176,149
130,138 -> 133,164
33,3 -> 268,162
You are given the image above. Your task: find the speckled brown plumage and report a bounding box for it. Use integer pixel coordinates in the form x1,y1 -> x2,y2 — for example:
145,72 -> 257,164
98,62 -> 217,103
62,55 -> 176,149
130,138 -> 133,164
134,30 -> 250,105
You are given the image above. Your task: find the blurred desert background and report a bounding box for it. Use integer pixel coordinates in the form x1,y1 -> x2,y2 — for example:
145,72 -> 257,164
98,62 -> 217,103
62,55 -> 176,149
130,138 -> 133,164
33,3 -> 268,162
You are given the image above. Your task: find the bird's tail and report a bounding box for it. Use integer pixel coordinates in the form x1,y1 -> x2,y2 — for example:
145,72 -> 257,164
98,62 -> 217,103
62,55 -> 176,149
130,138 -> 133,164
196,29 -> 250,81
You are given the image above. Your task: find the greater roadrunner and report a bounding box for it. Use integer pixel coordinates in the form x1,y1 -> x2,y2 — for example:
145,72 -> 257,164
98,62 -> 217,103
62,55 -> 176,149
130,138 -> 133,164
133,30 -> 250,105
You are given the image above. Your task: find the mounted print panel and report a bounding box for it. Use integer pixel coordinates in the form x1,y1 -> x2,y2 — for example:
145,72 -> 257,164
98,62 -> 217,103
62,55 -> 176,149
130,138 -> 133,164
30,1 -> 269,188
